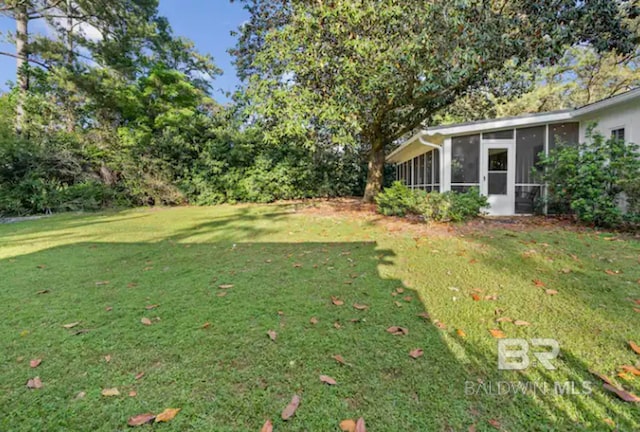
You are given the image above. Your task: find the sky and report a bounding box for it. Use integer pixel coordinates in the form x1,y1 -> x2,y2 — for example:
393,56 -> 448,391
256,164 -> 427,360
0,1 -> 249,103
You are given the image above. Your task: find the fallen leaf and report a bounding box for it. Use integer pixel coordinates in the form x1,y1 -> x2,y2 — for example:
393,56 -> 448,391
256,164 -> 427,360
394,301 -> 403,307
281,394 -> 301,421
95,281 -> 110,286
471,293 -> 481,301
36,290 -> 49,295
37,264 -> 46,269
320,375 -> 337,385
29,359 -> 42,368
560,268 -> 572,274
488,418 -> 501,430
267,330 -> 277,341
629,341 -> 640,355
62,322 -> 80,329
331,296 -> 344,306
603,418 -> 615,427
293,263 -> 302,268
340,419 -> 356,432
155,408 -> 181,423
489,329 -> 506,339
409,348 -> 424,359
386,326 -> 409,336
514,320 -> 531,326
605,269 -> 620,276
603,383 -> 640,402
75,391 -> 86,399
456,329 -> 467,337
261,419 -> 273,432
417,312 -> 430,320
145,304 -> 159,310
201,322 -> 211,329
129,390 -> 137,397
127,413 -> 155,427
396,288 -> 404,294
355,417 -> 366,432
333,354 -> 347,365
496,317 -> 513,323
217,291 -> 227,297
105,306 -> 113,311
634,308 -> 640,313
218,284 -> 234,289
140,317 -> 152,326
545,289 -> 558,296
533,279 -> 545,287
353,303 -> 369,310
403,296 -> 413,302
135,372 -> 145,380
591,370 -> 615,386
484,295 -> 498,301
101,387 -> 120,397
334,321 -> 342,329
310,317 -> 318,325
26,377 -> 42,389
433,320 -> 447,329
104,355 -> 112,363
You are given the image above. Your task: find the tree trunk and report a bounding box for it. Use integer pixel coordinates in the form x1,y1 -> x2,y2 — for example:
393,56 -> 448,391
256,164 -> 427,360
15,4 -> 29,135
363,139 -> 386,203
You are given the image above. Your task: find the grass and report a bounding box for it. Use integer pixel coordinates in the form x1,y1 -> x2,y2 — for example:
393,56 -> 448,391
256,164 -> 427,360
0,204 -> 639,431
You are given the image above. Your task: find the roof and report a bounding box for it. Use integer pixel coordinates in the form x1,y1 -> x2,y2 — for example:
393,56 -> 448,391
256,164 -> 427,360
387,87 -> 640,164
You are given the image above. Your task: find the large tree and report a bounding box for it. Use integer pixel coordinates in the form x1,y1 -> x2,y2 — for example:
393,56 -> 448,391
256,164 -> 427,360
233,0 -> 638,202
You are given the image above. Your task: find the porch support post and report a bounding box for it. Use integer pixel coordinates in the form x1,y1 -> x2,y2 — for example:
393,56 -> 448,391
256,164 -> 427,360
442,137 -> 452,192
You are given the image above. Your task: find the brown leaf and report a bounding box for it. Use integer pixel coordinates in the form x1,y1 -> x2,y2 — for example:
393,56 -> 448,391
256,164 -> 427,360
334,321 -> 342,329
331,296 -> 344,306
37,264 -> 47,269
471,293 -> 481,301
217,291 -> 227,297
95,281 -> 110,286
496,317 -> 512,323
484,295 -> 498,301
101,387 -> 120,397
629,341 -> 640,355
104,355 -> 112,363
591,370 -> 615,386
62,322 -> 80,329
293,263 -> 302,268
155,408 -> 181,423
201,322 -> 211,329
135,372 -> 145,380
141,317 -> 152,326
26,377 -> 42,389
320,375 -> 337,385
514,320 -> 531,326
310,317 -> 319,325
605,269 -> 620,276
218,284 -> 234,289
75,391 -> 86,400
386,326 -> 409,336
545,289 -> 558,296
267,330 -> 277,341
105,306 -> 113,311
281,394 -> 301,421
355,417 -> 366,432
145,304 -> 159,310
560,268 -> 572,274
36,290 -> 49,295
129,390 -> 137,397
533,279 -> 545,287
353,303 -> 369,310
394,301 -> 403,307
403,296 -> 413,302
489,329 -> 506,339
488,418 -> 501,430
29,359 -> 42,368
621,365 -> 640,376
409,348 -> 424,359
340,419 -> 356,432
396,288 -> 404,294
634,308 -> 640,313
333,354 -> 347,365
417,312 -> 430,320
456,329 -> 467,337
127,413 -> 155,426
261,419 -> 273,432
603,383 -> 640,402
433,320 -> 447,329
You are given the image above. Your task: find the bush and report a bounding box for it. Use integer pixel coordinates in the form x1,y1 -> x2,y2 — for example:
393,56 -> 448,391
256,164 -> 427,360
375,182 -> 487,222
539,127 -> 640,227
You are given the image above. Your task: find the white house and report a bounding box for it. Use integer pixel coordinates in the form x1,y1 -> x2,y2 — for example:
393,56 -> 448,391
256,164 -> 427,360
387,88 -> 640,216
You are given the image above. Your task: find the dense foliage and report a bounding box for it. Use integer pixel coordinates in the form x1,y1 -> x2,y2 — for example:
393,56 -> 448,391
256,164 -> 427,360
375,182 -> 488,222
539,129 -> 640,227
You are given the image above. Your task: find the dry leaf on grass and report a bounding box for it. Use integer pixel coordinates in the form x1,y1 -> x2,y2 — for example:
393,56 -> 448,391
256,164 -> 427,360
29,359 -> 42,368
386,326 -> 409,336
471,293 -> 481,301
533,279 -> 545,287
26,377 -> 42,389
545,289 -> 558,296
591,370 -> 615,386
267,330 -> 277,341
331,296 -> 344,306
353,303 -> 369,310
95,281 -> 110,286
332,354 -> 347,365
603,383 -> 640,402
201,322 -> 211,329
36,290 -> 49,295
218,284 -> 234,289
217,292 -> 227,297
127,413 -> 155,426
140,317 -> 152,326
340,419 -> 356,432
456,329 -> 467,337
409,348 -> 424,359
101,388 -> 120,397
129,390 -> 137,397
135,372 -> 145,380
62,322 -> 80,329
320,375 -> 337,385
104,355 -> 111,363
261,419 -> 273,432
514,320 -> 531,326
629,341 -> 640,355
621,365 -> 640,376
496,317 -> 512,323
310,317 -> 318,325
281,394 -> 300,420
355,417 -> 366,432
155,408 -> 181,423
145,304 -> 159,310
75,391 -> 86,399
489,329 -> 506,339
417,312 -> 430,320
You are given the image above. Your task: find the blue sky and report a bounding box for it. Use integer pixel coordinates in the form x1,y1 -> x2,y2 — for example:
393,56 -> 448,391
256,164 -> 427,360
0,1 -> 249,103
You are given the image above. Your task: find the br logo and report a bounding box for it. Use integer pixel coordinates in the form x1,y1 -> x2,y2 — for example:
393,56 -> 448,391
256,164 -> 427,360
498,339 -> 560,370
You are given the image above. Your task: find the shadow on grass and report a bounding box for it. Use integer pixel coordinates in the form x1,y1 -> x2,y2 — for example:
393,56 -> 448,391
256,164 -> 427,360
0,222 -> 637,430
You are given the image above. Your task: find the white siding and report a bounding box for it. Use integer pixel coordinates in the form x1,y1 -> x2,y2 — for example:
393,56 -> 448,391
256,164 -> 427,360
577,100 -> 640,144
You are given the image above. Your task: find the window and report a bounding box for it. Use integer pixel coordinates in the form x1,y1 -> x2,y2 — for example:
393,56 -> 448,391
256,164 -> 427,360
611,128 -> 625,141
451,134 -> 480,189
395,149 -> 440,192
515,126 -> 545,214
483,129 -> 514,140
548,122 -> 579,150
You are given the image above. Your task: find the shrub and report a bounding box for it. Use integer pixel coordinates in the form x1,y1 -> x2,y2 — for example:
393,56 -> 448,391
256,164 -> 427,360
375,183 -> 487,222
538,127 -> 640,227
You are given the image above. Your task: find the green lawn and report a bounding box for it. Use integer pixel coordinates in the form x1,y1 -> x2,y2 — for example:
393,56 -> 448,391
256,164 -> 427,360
0,204 -> 639,431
